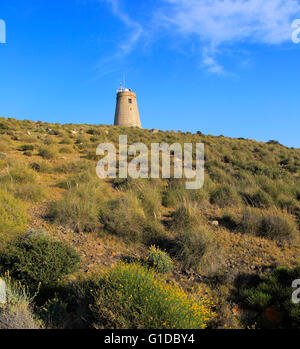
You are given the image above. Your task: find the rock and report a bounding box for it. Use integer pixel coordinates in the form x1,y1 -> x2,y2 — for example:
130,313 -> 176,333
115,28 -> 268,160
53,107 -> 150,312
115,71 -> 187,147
0,279 -> 6,304
264,305 -> 283,324
25,229 -> 48,239
150,129 -> 159,134
211,220 -> 219,227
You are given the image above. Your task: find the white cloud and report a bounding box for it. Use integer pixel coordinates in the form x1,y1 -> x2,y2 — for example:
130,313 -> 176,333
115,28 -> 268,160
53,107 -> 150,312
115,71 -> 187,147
100,0 -> 300,75
101,0 -> 143,56
157,0 -> 300,73
159,0 -> 300,44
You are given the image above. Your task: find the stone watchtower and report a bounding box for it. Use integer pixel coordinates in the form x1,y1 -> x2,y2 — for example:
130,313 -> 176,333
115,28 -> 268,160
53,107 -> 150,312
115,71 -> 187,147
114,85 -> 142,128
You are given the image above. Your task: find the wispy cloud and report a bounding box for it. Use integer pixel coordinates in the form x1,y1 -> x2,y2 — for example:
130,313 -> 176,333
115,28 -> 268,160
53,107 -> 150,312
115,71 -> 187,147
99,0 -> 300,75
100,0 -> 143,56
156,0 -> 300,73
94,0 -> 144,79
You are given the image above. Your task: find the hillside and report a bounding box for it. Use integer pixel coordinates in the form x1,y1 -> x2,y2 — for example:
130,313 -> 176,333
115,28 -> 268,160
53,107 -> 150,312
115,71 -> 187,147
0,116 -> 299,329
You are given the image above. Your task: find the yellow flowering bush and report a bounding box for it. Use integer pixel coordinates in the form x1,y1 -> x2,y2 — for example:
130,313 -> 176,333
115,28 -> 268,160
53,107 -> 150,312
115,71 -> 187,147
90,263 -> 215,329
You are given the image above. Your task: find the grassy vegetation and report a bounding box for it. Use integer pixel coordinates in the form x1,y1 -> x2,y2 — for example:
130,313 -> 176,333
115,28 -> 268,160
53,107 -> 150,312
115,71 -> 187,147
0,190 -> 28,241
0,272 -> 41,329
0,116 -> 299,329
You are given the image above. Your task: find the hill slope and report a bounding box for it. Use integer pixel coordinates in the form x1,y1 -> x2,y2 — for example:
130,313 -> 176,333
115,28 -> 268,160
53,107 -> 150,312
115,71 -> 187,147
0,116 -> 299,329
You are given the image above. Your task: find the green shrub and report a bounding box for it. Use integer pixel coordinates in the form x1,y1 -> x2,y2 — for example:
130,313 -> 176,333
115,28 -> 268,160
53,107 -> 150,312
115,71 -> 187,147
99,194 -> 147,242
170,229 -> 215,271
49,182 -> 103,232
43,136 -> 57,145
219,211 -> 239,231
242,289 -> 272,311
162,179 -> 187,207
0,233 -> 80,289
89,263 -> 215,329
38,146 -> 58,160
99,193 -> 166,244
240,188 -> 273,208
38,297 -> 68,327
210,185 -> 241,208
259,210 -> 298,242
168,201 -> 199,232
0,141 -> 9,152
59,137 -> 72,145
130,180 -> 162,218
86,128 -> 101,136
19,144 -> 34,152
146,246 -> 173,273
85,151 -> 99,161
241,266 -> 300,328
13,184 -> 45,202
53,160 -> 93,174
239,208 -> 298,242
277,194 -> 300,215
239,208 -> 262,236
23,151 -> 32,157
0,159 -> 6,169
30,161 -> 53,173
58,145 -> 74,154
0,190 -> 28,240
0,165 -> 37,184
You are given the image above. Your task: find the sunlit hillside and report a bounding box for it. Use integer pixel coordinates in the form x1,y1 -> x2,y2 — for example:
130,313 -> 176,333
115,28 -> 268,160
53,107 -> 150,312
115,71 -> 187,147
0,116 -> 299,329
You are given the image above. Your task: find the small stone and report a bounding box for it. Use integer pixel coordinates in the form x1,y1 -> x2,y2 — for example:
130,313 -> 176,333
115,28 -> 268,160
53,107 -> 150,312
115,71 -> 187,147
211,220 -> 219,227
0,279 -> 6,304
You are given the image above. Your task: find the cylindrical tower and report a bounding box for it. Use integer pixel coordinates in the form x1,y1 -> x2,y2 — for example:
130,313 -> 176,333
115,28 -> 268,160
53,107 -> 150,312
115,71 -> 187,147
114,86 -> 142,128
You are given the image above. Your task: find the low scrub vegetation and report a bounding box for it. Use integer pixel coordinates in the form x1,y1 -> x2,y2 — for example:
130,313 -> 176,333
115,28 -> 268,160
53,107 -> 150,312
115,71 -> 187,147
210,184 -> 241,208
220,208 -> 299,243
0,272 -> 41,329
240,208 -> 298,242
146,246 -> 173,274
0,190 -> 28,240
89,263 -> 215,329
0,232 -> 80,290
38,146 -> 58,160
49,179 -> 106,232
99,191 -> 169,246
0,164 -> 37,184
241,266 -> 300,328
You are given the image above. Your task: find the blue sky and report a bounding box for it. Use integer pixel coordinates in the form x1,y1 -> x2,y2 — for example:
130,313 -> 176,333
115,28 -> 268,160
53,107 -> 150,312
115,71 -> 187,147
0,0 -> 299,147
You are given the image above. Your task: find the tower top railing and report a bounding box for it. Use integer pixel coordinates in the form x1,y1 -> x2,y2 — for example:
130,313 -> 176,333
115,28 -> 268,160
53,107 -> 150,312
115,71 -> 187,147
117,83 -> 132,93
